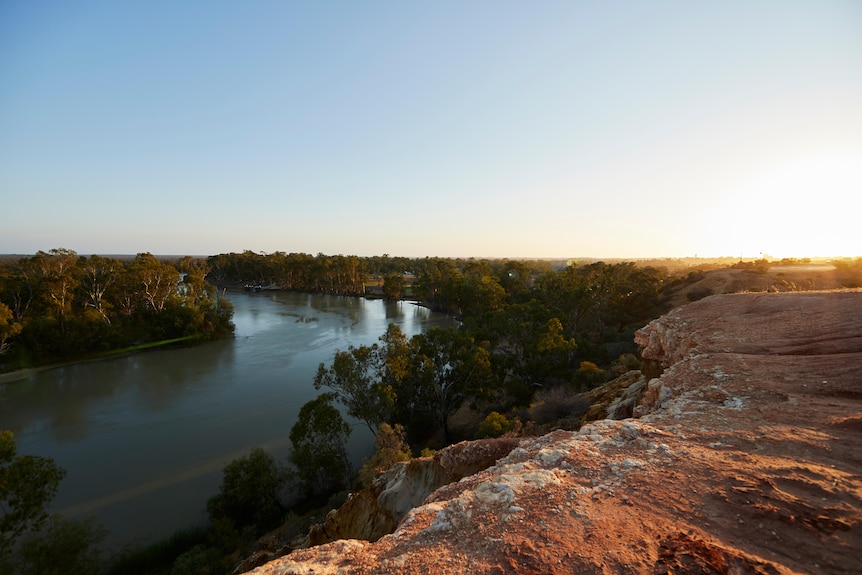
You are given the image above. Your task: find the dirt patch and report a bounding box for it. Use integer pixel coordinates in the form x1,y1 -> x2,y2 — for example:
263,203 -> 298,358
666,265 -> 848,309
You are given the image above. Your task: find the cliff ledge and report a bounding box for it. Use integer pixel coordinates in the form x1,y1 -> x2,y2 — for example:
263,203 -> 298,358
249,291 -> 862,575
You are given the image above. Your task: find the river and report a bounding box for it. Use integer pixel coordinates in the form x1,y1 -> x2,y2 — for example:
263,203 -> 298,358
0,290 -> 457,551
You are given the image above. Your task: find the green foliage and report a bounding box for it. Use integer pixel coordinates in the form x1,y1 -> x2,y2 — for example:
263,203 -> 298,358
15,515 -> 106,575
576,360 -> 607,387
0,302 -> 21,356
207,251 -> 369,295
381,273 -> 405,300
616,353 -> 641,371
475,412 -> 521,439
289,395 -> 352,496
404,327 -> 494,444
313,342 -> 394,436
206,448 -> 288,535
0,430 -> 67,557
358,423 -> 412,487
0,250 -> 234,368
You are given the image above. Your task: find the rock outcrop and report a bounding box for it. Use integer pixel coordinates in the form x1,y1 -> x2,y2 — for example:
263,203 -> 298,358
306,437 -> 521,546
247,291 -> 862,575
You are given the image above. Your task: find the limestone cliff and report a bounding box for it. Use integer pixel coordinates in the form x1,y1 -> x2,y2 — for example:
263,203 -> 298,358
247,291 -> 862,575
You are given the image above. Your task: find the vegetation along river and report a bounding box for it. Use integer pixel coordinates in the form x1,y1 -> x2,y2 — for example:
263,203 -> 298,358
0,290 -> 457,551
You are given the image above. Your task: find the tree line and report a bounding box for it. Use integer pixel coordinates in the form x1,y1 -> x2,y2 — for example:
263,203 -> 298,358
0,249 -> 235,367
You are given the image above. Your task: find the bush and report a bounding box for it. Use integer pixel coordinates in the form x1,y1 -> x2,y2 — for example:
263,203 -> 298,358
206,448 -> 288,535
610,353 -> 641,377
474,412 -> 521,439
528,386 -> 591,426
686,288 -> 714,302
358,423 -> 412,487
575,361 -> 606,387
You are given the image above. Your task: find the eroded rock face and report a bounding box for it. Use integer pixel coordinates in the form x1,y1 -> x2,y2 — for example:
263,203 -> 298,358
247,291 -> 862,575
306,437 -> 520,546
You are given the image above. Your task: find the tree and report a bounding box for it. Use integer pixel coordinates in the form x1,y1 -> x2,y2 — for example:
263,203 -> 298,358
206,447 -> 288,533
131,253 -> 180,312
381,273 -> 404,301
313,344 -> 394,437
458,263 -> 507,320
78,255 -> 119,325
406,327 -> 493,444
485,301 -> 577,394
0,302 -> 22,356
0,430 -> 66,557
357,423 -> 412,487
30,249 -> 79,332
289,394 -> 352,496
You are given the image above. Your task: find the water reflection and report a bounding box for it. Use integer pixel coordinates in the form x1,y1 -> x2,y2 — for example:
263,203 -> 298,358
0,290 -> 456,549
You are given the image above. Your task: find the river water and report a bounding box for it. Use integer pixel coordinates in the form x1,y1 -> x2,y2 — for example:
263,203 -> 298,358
0,290 -> 456,550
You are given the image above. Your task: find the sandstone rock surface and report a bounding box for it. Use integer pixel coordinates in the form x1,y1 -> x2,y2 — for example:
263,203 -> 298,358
248,291 -> 862,575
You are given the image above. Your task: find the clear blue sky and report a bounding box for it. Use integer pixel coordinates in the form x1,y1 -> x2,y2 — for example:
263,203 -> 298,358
2,1 -> 861,259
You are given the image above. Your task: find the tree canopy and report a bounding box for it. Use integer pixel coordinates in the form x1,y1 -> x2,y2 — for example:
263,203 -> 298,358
0,250 -> 234,367
0,430 -> 66,558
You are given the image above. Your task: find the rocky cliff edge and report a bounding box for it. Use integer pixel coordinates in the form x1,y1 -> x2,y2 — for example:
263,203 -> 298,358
248,291 -> 862,575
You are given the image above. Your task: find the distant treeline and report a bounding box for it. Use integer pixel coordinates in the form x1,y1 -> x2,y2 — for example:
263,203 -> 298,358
206,250 -> 667,358
0,249 -> 234,368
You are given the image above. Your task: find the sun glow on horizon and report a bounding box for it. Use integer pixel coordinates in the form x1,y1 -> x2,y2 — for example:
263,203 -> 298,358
705,151 -> 862,259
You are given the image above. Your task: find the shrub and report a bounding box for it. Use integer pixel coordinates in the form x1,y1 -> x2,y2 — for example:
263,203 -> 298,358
475,412 -> 521,439
358,423 -> 412,487
686,288 -> 714,302
575,361 -> 606,387
206,448 -> 288,535
610,352 -> 641,376
528,386 -> 591,426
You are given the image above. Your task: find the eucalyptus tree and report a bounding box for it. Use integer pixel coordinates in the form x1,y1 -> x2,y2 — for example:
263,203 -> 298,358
131,253 -> 180,312
405,327 -> 494,444
30,249 -> 79,331
0,303 -> 21,356
0,431 -> 66,558
206,448 -> 288,533
313,344 -> 392,437
381,272 -> 404,300
288,394 -> 352,495
313,323 -> 408,436
77,254 -> 119,325
484,300 -> 577,394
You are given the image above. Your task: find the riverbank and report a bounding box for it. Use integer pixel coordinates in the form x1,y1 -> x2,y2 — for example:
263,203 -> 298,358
0,335 -> 204,385
1,290 -> 458,552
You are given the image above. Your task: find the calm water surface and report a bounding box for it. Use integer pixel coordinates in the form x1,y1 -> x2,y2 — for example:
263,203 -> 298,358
0,290 -> 456,550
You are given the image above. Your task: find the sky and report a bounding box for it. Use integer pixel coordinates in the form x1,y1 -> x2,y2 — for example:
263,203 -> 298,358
2,1 -> 861,260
